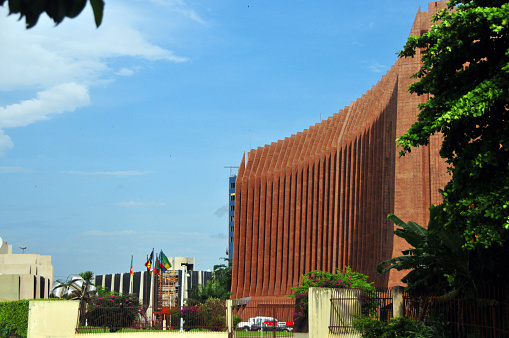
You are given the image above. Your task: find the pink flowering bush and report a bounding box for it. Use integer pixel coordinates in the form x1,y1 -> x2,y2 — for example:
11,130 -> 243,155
289,267 -> 377,332
84,294 -> 142,331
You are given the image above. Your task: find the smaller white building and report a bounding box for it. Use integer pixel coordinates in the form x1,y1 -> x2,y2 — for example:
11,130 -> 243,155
0,240 -> 53,301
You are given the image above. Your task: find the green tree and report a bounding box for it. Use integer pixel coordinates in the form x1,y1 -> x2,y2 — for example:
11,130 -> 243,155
378,211 -> 477,293
188,258 -> 232,302
395,0 -> 509,289
79,271 -> 94,285
0,0 -> 104,28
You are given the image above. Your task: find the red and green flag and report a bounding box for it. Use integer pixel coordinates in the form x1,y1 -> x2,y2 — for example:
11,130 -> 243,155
154,254 -> 160,276
160,250 -> 172,271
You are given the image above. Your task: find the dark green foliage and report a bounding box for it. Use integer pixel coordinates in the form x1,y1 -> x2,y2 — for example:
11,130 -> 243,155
0,0 -> 104,28
351,315 -> 390,338
233,314 -> 242,328
199,298 -> 226,329
378,207 -> 509,294
188,258 -> 232,302
290,267 -> 377,322
291,267 -> 375,295
0,300 -> 29,338
79,271 -> 94,284
395,0 -> 509,292
378,210 -> 466,293
95,285 -> 118,297
351,316 -> 449,338
84,294 -> 141,331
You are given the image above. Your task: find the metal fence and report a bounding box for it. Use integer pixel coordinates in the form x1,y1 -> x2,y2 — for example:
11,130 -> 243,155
329,287 -> 393,335
329,286 -> 509,337
404,288 -> 509,337
232,296 -> 295,337
76,302 -> 227,333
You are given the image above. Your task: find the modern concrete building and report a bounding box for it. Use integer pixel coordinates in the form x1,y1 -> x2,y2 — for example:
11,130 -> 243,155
231,1 -> 450,299
0,240 -> 53,301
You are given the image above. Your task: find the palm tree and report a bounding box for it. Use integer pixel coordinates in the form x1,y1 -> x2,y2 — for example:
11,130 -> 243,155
79,271 -> 95,285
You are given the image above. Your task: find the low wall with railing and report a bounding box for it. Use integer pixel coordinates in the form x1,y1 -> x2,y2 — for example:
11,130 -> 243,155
78,333 -> 228,337
27,300 -> 231,338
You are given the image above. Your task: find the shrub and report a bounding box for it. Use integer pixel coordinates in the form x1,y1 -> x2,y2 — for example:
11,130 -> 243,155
290,266 -> 377,324
180,305 -> 201,328
84,294 -> 142,331
200,298 -> 226,330
0,300 -> 29,338
169,298 -> 227,331
233,314 -> 242,328
351,315 -> 449,338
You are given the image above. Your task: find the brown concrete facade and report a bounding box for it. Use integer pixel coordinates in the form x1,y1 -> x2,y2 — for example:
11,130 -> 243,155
231,1 -> 450,298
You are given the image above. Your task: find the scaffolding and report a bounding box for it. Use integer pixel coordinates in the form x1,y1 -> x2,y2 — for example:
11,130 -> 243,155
153,270 -> 179,329
158,270 -> 178,309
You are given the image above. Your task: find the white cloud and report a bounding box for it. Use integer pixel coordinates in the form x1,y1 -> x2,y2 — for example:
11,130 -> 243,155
0,83 -> 90,129
114,201 -> 165,207
0,1 -> 194,155
367,62 -> 386,73
0,83 -> 90,155
147,0 -> 207,25
0,5 -> 189,90
65,170 -> 151,176
82,230 -> 136,236
115,68 -> 135,76
0,166 -> 34,174
0,131 -> 13,156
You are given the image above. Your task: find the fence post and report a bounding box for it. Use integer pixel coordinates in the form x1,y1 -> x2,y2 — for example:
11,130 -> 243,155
308,287 -> 333,338
226,299 -> 233,337
392,286 -> 405,317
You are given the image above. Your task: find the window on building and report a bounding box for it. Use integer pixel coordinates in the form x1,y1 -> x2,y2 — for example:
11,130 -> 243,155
230,237 -> 233,243
230,194 -> 235,201
230,205 -> 234,212
230,215 -> 234,222
230,182 -> 235,189
230,226 -> 234,233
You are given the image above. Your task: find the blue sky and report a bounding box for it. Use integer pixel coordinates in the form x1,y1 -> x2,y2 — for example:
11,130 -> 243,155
0,0 -> 433,281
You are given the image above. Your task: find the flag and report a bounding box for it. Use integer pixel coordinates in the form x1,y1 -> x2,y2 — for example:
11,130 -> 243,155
160,250 -> 172,271
154,253 -> 160,276
130,255 -> 134,282
144,249 -> 154,273
157,251 -> 165,272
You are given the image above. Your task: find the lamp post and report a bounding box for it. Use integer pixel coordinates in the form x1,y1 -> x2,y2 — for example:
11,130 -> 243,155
179,263 -> 191,332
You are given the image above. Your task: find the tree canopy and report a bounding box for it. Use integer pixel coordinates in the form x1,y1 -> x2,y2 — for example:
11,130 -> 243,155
0,0 -> 104,28
188,258 -> 232,303
381,0 -> 509,293
398,0 -> 509,251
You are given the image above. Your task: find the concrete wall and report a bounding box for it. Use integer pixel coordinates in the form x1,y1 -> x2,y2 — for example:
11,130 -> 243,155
300,288 -> 361,338
0,274 -> 50,301
28,301 -> 80,338
0,242 -> 12,254
0,274 -> 19,301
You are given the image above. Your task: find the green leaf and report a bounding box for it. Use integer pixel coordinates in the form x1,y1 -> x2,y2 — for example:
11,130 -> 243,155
89,0 -> 104,27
